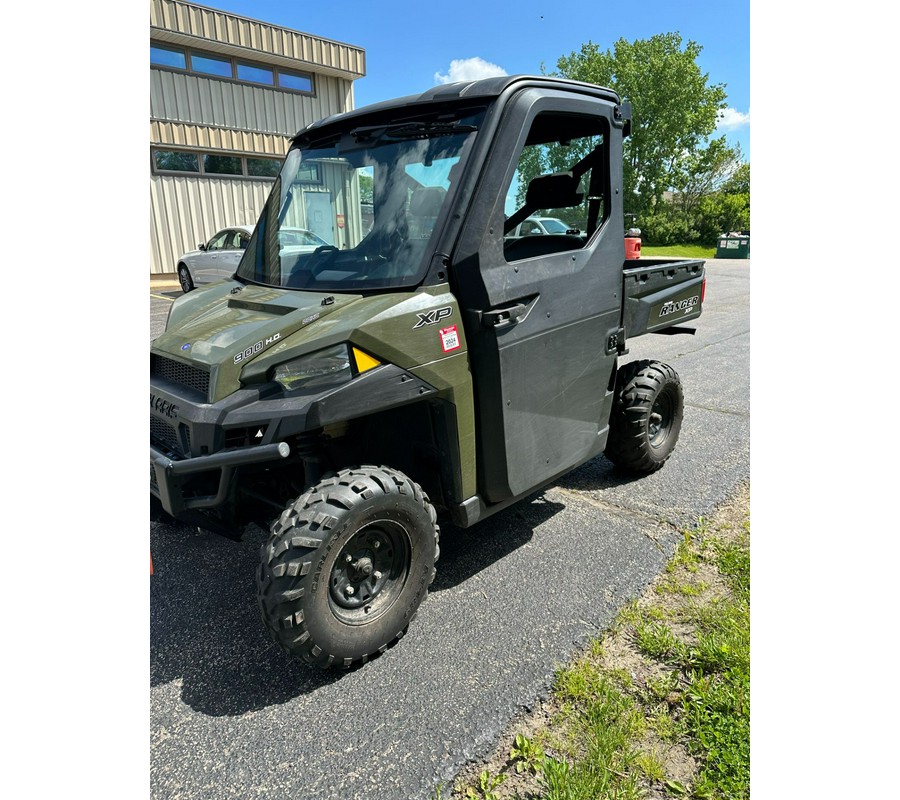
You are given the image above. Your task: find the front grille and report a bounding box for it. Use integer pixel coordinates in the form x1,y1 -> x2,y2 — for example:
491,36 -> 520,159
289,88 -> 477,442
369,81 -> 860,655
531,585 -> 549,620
150,415 -> 177,453
150,415 -> 190,457
151,354 -> 210,399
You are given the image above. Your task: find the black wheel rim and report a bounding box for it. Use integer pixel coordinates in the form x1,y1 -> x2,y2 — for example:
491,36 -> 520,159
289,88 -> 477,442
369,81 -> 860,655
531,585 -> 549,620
179,269 -> 190,292
328,520 -> 410,625
648,392 -> 674,448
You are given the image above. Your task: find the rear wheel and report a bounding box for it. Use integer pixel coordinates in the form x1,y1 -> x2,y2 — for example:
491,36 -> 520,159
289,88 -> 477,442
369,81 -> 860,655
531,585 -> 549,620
256,466 -> 439,668
177,264 -> 194,293
605,360 -> 684,473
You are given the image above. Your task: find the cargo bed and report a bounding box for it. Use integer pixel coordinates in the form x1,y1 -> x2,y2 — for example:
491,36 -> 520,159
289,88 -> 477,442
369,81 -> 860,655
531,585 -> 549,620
622,257 -> 706,338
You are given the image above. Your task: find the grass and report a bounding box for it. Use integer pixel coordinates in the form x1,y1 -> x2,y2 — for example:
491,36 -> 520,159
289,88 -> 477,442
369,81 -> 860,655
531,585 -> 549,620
445,487 -> 750,800
641,244 -> 716,259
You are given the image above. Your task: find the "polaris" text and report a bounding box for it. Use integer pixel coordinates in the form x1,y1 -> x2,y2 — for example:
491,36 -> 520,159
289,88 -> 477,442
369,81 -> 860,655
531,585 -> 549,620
150,393 -> 179,419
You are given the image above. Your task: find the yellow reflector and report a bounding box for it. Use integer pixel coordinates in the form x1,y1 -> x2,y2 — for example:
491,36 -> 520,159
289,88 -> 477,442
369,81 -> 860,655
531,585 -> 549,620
352,347 -> 381,373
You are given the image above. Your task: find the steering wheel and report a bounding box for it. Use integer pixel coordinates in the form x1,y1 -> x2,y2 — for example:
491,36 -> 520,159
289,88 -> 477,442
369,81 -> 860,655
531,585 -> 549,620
308,245 -> 340,277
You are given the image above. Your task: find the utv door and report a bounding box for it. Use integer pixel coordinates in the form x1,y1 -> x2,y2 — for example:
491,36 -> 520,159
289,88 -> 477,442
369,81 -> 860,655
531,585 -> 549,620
452,90 -> 628,504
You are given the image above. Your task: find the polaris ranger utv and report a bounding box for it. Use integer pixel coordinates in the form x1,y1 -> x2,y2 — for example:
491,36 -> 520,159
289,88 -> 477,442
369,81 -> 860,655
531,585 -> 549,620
150,76 -> 705,668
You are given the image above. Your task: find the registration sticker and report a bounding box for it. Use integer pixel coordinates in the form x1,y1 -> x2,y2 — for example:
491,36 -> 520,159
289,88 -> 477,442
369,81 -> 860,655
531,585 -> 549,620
440,325 -> 461,353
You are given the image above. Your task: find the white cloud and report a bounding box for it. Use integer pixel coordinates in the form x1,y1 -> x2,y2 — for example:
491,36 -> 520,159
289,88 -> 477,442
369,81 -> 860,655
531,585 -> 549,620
717,107 -> 751,132
434,57 -> 508,85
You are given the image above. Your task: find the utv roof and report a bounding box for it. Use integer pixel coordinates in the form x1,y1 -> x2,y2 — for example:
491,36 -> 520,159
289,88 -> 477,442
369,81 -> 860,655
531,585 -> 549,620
293,75 -> 621,141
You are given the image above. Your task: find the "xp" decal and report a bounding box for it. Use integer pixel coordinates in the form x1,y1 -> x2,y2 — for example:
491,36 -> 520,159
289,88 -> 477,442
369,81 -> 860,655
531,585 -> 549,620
413,307 -> 452,329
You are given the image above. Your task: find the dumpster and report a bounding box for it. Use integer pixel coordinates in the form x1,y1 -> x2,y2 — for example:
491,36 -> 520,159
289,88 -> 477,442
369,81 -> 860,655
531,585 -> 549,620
716,234 -> 750,259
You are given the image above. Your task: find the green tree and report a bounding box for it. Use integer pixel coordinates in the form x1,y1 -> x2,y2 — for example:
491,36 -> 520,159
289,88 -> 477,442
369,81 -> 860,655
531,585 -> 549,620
693,156 -> 750,241
358,172 -> 374,205
552,33 -> 727,217
672,138 -> 745,217
723,162 -> 750,195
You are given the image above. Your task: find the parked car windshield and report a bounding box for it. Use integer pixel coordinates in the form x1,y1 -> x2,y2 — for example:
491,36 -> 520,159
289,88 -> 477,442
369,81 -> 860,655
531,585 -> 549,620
236,107 -> 485,292
540,218 -> 570,234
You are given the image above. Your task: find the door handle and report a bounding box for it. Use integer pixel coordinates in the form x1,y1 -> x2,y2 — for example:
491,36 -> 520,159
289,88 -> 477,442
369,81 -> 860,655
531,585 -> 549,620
482,300 -> 531,328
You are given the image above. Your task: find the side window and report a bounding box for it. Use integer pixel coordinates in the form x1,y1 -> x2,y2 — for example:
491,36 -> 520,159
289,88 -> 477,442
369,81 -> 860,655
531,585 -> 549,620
238,233 -> 250,250
501,112 -> 609,262
206,231 -> 229,251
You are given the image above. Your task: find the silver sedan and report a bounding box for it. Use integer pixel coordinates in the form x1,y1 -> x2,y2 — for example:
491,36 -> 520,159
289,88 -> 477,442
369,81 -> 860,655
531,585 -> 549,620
176,226 -> 253,293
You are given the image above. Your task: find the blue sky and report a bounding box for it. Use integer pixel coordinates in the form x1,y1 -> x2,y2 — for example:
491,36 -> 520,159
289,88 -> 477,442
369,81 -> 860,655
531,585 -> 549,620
194,0 -> 750,159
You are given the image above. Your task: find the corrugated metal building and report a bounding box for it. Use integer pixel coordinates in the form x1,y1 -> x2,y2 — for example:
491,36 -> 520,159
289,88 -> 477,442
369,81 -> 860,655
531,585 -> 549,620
150,0 -> 365,275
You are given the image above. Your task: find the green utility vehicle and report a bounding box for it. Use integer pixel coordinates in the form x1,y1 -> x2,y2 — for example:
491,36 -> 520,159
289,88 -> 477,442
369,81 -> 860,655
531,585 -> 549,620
150,76 -> 705,668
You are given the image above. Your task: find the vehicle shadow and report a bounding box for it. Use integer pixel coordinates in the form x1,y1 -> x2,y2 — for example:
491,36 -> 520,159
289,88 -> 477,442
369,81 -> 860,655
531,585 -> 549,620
553,452 -> 649,492
150,492 -> 565,716
431,491 -> 565,592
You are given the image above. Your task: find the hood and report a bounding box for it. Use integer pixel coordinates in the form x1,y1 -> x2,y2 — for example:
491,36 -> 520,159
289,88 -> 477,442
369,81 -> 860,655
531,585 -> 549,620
153,281 -> 363,369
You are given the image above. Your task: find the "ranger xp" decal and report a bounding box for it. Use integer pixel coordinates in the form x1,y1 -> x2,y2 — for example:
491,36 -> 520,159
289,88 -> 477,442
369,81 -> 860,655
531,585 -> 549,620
659,296 -> 699,317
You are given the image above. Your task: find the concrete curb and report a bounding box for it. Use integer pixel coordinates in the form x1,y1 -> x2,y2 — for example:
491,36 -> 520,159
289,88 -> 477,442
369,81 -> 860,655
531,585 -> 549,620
151,274 -> 181,291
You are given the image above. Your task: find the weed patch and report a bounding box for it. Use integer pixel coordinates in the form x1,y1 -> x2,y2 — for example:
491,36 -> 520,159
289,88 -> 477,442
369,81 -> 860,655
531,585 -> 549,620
443,484 -> 750,800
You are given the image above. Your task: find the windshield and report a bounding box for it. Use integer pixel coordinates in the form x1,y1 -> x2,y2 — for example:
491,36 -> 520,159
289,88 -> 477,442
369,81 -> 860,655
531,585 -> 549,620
236,107 -> 485,292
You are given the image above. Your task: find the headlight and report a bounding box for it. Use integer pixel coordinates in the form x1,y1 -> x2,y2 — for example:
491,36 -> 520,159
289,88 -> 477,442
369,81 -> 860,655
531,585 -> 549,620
273,344 -> 352,391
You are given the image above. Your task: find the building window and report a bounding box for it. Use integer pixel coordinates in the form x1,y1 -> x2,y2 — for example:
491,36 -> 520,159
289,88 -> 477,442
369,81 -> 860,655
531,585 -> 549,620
152,148 -> 287,180
203,154 -> 243,175
277,71 -> 312,93
237,63 -> 274,86
247,157 -> 281,178
190,52 -> 232,78
296,163 -> 321,183
153,150 -> 199,173
150,45 -> 186,70
150,41 -> 315,95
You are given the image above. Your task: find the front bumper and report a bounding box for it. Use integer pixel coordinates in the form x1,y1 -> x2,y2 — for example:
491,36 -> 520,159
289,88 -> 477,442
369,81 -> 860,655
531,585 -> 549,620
150,360 -> 439,517
150,441 -> 290,517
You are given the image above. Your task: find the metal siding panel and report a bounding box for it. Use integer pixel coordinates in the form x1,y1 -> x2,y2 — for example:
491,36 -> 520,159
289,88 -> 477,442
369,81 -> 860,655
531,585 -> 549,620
185,73 -> 202,124
195,74 -> 210,127
156,70 -> 175,121
215,79 -> 232,129
257,89 -> 272,134
152,70 -> 353,136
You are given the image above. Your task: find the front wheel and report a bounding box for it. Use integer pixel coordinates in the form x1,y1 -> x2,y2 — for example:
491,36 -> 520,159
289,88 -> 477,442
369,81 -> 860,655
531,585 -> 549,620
256,466 -> 439,668
177,264 -> 194,293
605,360 -> 684,474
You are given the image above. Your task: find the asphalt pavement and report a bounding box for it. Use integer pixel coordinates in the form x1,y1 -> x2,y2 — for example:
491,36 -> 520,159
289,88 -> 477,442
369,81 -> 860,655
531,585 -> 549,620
150,258 -> 750,799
